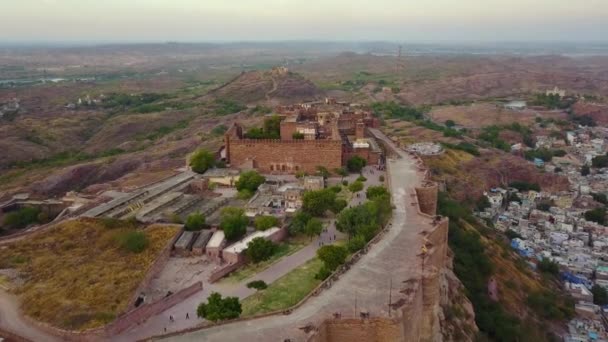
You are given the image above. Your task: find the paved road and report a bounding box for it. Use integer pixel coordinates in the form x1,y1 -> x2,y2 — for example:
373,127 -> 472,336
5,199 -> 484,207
0,289 -> 60,342
115,167 -> 381,341
159,129 -> 432,342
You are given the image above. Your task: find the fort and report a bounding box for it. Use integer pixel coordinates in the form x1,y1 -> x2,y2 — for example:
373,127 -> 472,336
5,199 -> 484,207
223,99 -> 383,174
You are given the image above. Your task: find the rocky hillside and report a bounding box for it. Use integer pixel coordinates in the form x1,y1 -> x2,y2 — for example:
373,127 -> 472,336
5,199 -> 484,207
208,67 -> 323,104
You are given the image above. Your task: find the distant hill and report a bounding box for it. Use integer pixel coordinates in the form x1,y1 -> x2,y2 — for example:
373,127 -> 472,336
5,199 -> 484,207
208,67 -> 323,104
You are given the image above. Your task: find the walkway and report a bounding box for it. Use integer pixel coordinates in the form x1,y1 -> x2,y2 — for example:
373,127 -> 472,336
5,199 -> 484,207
156,129 -> 431,341
0,289 -> 60,342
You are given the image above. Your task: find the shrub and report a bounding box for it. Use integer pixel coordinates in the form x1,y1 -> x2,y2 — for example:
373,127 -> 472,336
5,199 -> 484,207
197,292 -> 242,321
592,284 -> 608,305
2,207 -> 41,229
236,170 -> 265,193
329,185 -> 342,193
246,237 -> 276,263
254,215 -> 279,231
185,212 -> 206,231
508,181 -> 540,192
332,199 -> 348,213
347,234 -> 366,253
292,132 -> 304,139
246,280 -> 268,290
348,181 -> 364,193
379,175 -> 385,182
356,175 -> 367,182
315,265 -> 332,280
366,186 -> 389,200
585,207 -> 606,225
537,258 -> 559,276
189,149 -> 215,174
342,180 -> 348,186
118,231 -> 149,253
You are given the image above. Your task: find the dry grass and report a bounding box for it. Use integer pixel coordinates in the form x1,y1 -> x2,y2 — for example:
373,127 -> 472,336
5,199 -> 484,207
0,218 -> 179,331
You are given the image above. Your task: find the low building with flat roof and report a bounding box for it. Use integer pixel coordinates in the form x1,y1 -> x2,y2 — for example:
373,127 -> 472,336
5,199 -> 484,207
206,230 -> 226,261
192,230 -> 214,256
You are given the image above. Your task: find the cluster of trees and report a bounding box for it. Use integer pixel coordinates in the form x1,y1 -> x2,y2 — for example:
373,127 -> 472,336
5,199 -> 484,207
592,154 -> 608,168
197,292 -> 241,322
235,170 -> 265,198
244,115 -> 281,139
336,187 -> 391,252
102,92 -> 169,109
537,258 -> 559,276
2,206 -> 44,229
214,98 -> 246,116
585,207 -> 606,225
189,149 -> 217,174
254,215 -> 279,231
592,193 -> 608,205
524,148 -> 566,162
478,125 -> 510,152
370,101 -> 425,121
246,237 -> 277,263
220,207 -> 248,241
302,189 -> 346,217
508,181 -> 541,192
288,211 -> 323,240
531,93 -> 573,110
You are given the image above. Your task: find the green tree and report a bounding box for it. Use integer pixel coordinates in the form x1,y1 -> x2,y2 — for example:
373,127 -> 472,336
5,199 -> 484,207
592,285 -> 608,305
302,189 -> 337,217
197,292 -> 242,321
445,119 -> 456,128
348,181 -> 364,193
304,218 -> 323,240
118,231 -> 149,253
220,207 -> 248,241
292,132 -> 304,139
189,149 -> 215,174
537,258 -> 559,276
334,167 -> 348,180
316,166 -> 330,179
317,245 -> 348,271
184,212 -> 206,231
246,237 -> 276,263
289,211 -> 311,235
263,115 -> 282,139
332,199 -> 348,213
347,155 -> 367,173
236,170 -> 266,193
254,215 -> 279,231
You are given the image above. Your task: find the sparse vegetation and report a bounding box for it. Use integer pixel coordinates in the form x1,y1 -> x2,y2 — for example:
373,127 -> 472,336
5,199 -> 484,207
0,219 -> 178,330
2,206 -> 42,229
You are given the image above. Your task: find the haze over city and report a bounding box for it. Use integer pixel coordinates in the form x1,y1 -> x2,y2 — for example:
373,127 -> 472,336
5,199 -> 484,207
1,0 -> 608,43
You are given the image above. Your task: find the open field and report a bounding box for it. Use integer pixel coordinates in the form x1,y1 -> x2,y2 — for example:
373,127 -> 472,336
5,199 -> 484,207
240,257 -> 323,317
0,219 -> 179,331
427,103 -> 568,129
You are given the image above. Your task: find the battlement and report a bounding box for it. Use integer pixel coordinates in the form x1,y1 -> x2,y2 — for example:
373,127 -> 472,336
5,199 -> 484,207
230,138 -> 342,146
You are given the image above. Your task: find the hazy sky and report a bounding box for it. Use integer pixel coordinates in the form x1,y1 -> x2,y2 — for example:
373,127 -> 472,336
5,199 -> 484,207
1,0 -> 607,43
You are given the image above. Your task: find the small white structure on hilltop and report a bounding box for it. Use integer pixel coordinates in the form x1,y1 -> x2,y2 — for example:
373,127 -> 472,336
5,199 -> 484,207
504,100 -> 527,111
546,87 -> 566,97
406,142 -> 443,156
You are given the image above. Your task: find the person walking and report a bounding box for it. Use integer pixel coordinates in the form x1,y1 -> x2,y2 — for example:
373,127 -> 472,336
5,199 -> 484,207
169,315 -> 174,322
186,312 -> 189,319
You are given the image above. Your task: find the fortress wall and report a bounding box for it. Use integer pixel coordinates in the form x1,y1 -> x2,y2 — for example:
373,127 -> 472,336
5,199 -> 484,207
310,319 -> 403,342
415,184 -> 438,217
228,139 -> 343,174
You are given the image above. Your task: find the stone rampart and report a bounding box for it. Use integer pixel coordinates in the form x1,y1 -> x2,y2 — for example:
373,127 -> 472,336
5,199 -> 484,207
227,138 -> 343,174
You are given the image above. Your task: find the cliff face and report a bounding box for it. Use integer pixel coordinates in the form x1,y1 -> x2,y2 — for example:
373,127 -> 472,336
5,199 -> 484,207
438,249 -> 478,342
